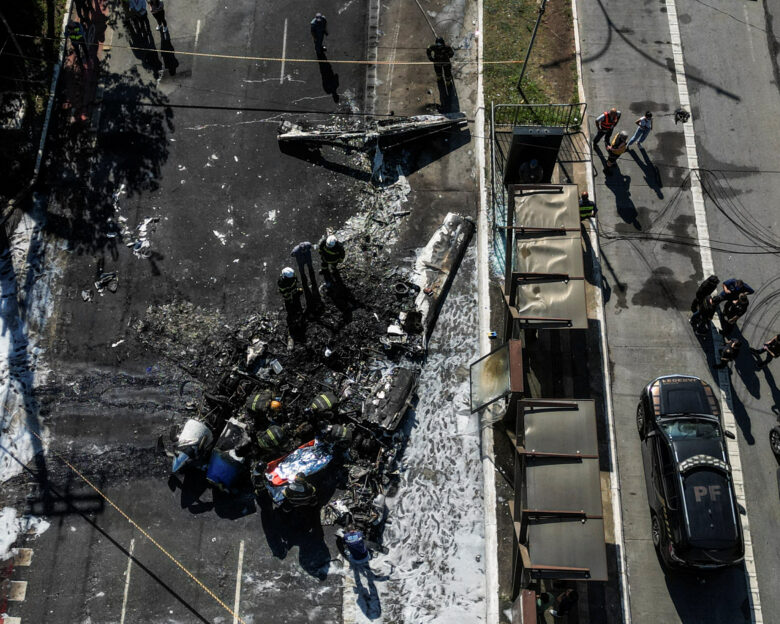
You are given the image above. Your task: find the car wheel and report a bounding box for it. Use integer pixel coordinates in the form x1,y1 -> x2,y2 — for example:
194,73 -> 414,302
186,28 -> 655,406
651,514 -> 661,549
636,404 -> 645,439
770,426 -> 780,459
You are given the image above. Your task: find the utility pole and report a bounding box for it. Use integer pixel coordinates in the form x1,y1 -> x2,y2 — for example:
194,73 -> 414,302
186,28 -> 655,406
516,0 -> 548,101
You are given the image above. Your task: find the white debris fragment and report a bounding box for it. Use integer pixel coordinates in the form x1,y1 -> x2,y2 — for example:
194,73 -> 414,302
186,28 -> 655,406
0,508 -> 50,561
234,155 -> 239,162
210,153 -> 219,160
213,230 -> 227,245
111,340 -> 125,348
266,210 -> 277,223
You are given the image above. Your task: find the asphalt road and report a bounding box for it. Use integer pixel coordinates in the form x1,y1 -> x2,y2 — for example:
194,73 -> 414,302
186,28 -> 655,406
579,0 -> 780,622
12,0 -> 369,621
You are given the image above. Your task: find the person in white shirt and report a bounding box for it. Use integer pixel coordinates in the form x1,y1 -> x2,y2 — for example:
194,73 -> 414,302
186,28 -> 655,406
627,111 -> 653,147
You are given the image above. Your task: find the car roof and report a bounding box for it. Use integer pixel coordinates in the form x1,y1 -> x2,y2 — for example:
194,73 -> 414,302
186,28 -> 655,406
648,375 -> 721,418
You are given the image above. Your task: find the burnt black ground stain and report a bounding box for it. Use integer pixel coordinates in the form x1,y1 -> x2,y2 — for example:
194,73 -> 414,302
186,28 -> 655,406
653,131 -> 687,187
678,13 -> 692,24
629,101 -> 670,114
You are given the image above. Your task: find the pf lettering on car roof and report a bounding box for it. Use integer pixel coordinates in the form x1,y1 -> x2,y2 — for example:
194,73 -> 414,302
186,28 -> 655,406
693,484 -> 722,502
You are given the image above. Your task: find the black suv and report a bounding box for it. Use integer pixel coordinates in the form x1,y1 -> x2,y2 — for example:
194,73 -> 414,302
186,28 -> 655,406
637,375 -> 744,569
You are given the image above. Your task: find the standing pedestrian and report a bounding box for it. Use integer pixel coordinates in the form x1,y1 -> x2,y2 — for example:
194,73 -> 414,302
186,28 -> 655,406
715,338 -> 741,369
751,333 -> 780,368
593,108 -> 621,147
604,131 -> 628,173
691,274 -> 719,313
65,21 -> 89,65
718,278 -> 754,303
690,295 -> 719,335
310,13 -> 328,53
720,293 -> 749,336
627,111 -> 653,148
426,38 -> 455,86
128,0 -> 149,31
148,0 -> 168,34
291,241 -> 317,287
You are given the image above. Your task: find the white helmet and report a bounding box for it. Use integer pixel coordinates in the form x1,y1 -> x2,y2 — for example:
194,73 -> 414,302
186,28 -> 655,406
326,235 -> 338,248
282,267 -> 295,279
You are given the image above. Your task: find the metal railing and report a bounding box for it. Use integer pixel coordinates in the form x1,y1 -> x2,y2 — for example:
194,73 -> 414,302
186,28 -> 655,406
492,102 -> 586,131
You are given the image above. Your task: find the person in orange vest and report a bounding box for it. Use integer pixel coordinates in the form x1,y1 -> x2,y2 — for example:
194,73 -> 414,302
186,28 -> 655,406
593,107 -> 621,148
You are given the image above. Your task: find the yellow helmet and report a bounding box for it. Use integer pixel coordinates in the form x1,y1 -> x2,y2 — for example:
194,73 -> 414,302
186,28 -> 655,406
270,400 -> 282,412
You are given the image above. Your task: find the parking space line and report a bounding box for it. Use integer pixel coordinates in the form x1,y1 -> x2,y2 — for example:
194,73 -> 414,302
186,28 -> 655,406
232,540 -> 245,624
119,537 -> 135,624
192,19 -> 201,74
280,19 -> 288,84
3,617 -> 21,624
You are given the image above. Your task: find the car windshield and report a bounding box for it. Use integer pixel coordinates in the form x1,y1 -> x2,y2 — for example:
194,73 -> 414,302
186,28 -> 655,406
661,419 -> 720,440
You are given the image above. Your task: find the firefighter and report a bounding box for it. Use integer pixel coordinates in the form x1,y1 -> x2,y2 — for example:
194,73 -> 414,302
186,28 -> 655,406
66,21 -> 89,65
318,235 -> 345,271
426,37 -> 454,86
278,267 -> 302,318
579,191 -> 597,220
593,107 -> 621,148
283,473 -> 318,508
246,391 -> 283,427
256,424 -> 288,460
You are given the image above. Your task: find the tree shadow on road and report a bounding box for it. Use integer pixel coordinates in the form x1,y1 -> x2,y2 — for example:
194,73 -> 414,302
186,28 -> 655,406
41,63 -> 172,258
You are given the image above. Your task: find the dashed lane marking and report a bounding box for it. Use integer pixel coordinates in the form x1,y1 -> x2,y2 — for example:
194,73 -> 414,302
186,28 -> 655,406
280,19 -> 288,85
232,540 -> 245,624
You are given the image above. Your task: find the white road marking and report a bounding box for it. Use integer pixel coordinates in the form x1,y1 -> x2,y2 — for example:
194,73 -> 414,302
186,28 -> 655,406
280,19 -> 288,85
8,581 -> 27,601
384,23 -> 400,115
232,540 -> 245,624
744,6 -> 756,63
119,538 -> 135,624
13,548 -> 33,566
474,0 -> 498,621
571,0 -> 632,619
192,19 -> 201,73
3,617 -> 21,624
664,0 -> 763,622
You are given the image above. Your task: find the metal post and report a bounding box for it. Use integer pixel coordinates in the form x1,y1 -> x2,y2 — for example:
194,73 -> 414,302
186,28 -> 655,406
516,0 -> 548,100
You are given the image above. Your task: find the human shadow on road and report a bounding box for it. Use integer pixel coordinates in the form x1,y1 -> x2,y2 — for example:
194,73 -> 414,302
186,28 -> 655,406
160,35 -> 180,76
628,146 -> 663,199
436,80 -> 460,114
258,498 -> 332,579
316,51 -> 340,103
349,562 -> 389,620
596,149 -> 641,230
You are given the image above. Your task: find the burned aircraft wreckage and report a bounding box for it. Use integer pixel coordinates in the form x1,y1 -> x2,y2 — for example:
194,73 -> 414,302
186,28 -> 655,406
157,204 -> 474,554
